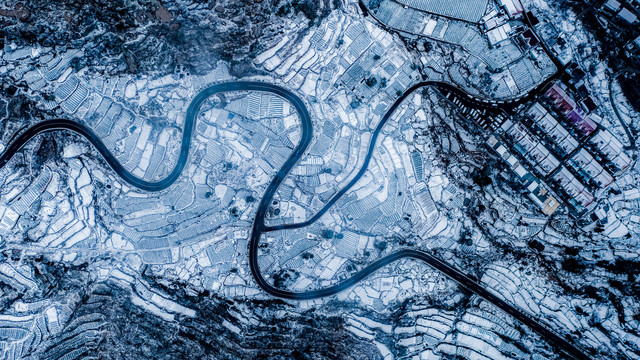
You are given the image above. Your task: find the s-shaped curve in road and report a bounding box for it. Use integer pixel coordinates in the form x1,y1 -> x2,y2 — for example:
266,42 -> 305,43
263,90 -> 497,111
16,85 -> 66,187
0,80 -> 591,360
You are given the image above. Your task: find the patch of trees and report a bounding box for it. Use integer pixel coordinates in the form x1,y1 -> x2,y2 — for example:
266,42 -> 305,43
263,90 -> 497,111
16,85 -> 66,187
33,134 -> 59,172
471,167 -> 492,187
365,76 -> 377,87
458,229 -> 473,246
368,0 -> 383,9
561,258 -> 586,274
598,259 -> 640,282
320,229 -> 334,239
277,0 -> 320,24
618,72 -> 640,114
374,239 -> 387,252
564,247 -> 581,256
272,269 -> 299,289
580,285 -> 603,301
527,239 -> 545,252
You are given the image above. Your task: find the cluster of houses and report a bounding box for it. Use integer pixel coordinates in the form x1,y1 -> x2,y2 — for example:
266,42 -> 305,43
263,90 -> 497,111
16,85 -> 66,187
487,81 -> 631,216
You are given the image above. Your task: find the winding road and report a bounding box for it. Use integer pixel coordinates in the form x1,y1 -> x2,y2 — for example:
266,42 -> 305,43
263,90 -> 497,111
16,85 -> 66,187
608,69 -> 638,150
0,80 -> 591,360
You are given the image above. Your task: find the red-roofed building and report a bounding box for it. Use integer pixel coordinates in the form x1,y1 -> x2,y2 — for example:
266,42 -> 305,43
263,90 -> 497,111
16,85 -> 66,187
500,0 -> 524,17
544,83 -> 566,102
567,108 -> 597,136
544,84 -> 577,113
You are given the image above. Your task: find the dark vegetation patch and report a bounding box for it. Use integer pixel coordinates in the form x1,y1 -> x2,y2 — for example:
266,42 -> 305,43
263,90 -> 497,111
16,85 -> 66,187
10,259 -> 382,360
1,0 -> 334,78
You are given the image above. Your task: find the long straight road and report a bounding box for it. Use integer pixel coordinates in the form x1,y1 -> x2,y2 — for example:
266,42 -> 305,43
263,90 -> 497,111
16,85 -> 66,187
0,80 -> 592,360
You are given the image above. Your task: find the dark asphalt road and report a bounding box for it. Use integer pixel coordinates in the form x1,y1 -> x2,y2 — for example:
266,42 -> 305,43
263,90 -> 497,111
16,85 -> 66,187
0,80 -> 591,360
